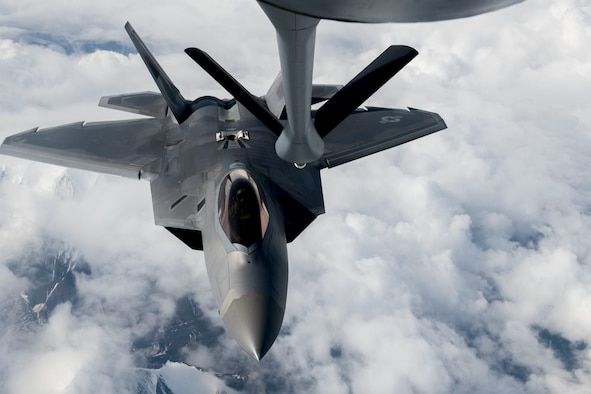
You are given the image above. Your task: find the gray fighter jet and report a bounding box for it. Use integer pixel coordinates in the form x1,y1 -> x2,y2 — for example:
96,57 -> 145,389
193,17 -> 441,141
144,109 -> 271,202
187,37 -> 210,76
0,0 -> 520,360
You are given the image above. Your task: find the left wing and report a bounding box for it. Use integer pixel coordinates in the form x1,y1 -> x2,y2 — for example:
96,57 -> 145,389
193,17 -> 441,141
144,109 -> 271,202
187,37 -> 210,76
316,107 -> 446,168
0,118 -> 165,179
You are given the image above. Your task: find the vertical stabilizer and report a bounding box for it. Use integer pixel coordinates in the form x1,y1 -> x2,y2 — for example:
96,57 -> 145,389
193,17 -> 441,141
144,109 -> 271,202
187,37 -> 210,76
184,48 -> 283,136
314,45 -> 418,137
125,22 -> 192,123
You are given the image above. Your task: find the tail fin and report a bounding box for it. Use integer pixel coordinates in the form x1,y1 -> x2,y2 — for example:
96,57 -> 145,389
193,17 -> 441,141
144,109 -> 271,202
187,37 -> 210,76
185,47 -> 283,136
314,45 -> 418,137
125,22 -> 193,123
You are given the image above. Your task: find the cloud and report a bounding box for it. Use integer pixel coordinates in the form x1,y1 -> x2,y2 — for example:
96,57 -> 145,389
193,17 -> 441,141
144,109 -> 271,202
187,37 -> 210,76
1,0 -> 591,392
6,303 -> 134,393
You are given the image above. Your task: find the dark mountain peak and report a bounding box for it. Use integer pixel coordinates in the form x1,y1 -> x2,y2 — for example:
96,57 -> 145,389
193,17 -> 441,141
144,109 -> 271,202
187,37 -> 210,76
7,240 -> 91,324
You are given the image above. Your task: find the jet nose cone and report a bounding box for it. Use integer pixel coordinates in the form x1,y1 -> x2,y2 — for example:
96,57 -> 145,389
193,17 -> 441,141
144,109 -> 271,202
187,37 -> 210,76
222,293 -> 284,360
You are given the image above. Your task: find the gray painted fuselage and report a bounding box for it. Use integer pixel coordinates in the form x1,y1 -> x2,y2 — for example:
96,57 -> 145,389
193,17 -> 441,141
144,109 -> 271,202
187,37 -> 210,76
202,165 -> 288,360
150,101 -> 323,359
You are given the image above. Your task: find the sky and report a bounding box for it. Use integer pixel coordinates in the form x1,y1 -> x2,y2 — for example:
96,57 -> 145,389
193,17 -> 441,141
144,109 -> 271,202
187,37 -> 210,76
1,0 -> 591,392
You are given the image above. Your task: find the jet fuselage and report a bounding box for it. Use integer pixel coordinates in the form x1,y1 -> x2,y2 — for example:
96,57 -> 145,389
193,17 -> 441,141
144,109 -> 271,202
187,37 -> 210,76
151,100 -> 324,359
201,160 -> 289,360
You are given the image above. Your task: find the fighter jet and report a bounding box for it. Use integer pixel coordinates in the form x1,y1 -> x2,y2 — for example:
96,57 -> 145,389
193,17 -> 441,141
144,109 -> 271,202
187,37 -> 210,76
1,0 -> 521,359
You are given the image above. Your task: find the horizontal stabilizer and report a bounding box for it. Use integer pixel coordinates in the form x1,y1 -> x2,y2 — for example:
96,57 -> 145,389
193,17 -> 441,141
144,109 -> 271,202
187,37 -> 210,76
315,45 -> 418,138
99,91 -> 168,118
185,47 -> 283,136
125,22 -> 192,123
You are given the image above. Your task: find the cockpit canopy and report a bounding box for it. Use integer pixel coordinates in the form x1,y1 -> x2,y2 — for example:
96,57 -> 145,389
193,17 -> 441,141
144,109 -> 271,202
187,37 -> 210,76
218,169 -> 269,247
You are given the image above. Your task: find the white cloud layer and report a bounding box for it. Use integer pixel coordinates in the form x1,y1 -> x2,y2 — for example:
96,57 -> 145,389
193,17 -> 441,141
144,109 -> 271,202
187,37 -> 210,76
1,0 -> 591,392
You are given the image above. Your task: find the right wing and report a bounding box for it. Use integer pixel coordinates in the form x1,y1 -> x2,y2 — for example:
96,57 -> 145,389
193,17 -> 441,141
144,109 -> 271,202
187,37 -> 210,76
0,118 -> 165,179
317,107 -> 446,168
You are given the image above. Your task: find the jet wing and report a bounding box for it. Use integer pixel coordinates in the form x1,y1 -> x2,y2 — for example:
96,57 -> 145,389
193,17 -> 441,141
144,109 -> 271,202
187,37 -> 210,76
0,118 -> 165,179
317,107 -> 446,168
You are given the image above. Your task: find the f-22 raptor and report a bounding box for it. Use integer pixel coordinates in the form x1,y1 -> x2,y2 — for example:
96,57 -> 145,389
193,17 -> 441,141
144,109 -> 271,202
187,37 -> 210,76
0,0 -> 520,359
